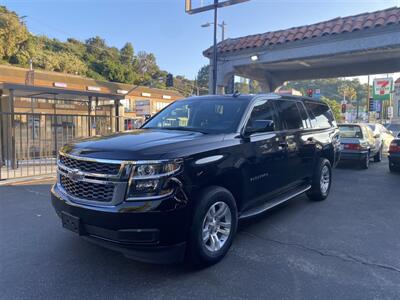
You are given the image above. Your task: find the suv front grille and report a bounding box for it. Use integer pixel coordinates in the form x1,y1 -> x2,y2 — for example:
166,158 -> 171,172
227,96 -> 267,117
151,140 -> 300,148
59,154 -> 121,175
60,174 -> 114,202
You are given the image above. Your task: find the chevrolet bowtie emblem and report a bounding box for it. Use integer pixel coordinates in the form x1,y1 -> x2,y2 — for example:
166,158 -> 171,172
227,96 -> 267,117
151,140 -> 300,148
67,169 -> 84,182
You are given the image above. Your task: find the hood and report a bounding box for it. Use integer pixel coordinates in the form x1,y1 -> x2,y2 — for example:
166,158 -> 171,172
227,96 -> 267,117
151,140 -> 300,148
61,129 -> 225,160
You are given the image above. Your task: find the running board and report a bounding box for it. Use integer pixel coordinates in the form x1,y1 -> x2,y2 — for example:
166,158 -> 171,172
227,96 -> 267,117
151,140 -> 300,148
239,185 -> 311,219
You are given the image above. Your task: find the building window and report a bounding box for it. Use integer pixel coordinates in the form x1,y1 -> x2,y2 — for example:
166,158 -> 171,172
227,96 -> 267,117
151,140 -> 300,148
155,101 -> 169,111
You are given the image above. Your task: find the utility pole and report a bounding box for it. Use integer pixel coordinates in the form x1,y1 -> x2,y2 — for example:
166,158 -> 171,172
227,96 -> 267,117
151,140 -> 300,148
185,0 -> 249,94
212,0 -> 218,95
367,75 -> 371,123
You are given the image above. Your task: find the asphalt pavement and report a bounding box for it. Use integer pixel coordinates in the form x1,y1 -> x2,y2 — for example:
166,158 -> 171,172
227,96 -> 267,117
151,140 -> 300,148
1,158 -> 400,300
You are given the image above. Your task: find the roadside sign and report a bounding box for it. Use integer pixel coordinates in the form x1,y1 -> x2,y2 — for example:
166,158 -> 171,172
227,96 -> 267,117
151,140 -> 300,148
373,78 -> 393,101
313,88 -> 321,99
388,106 -> 394,119
185,0 -> 250,14
375,100 -> 382,113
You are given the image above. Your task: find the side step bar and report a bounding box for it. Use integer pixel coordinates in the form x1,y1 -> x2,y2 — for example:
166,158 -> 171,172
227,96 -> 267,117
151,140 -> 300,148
239,185 -> 311,219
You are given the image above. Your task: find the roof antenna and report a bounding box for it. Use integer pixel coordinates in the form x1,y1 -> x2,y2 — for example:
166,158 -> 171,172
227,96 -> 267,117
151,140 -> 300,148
233,90 -> 240,97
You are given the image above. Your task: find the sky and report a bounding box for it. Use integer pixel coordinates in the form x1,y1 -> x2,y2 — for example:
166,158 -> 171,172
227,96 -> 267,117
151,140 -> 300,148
2,0 -> 400,81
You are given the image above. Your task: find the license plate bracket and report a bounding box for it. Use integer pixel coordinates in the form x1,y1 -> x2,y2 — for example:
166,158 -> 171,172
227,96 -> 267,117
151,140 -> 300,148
61,212 -> 82,235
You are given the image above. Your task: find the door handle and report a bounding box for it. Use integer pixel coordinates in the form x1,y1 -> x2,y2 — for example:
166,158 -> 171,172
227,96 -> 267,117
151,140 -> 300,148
279,142 -> 288,148
306,137 -> 316,144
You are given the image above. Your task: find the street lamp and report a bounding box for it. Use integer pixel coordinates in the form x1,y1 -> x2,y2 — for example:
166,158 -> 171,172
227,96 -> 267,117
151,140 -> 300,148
201,21 -> 227,41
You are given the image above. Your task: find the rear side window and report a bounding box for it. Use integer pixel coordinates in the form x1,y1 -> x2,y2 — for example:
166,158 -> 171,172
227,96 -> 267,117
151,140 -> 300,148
296,102 -> 311,129
305,102 -> 336,128
275,100 -> 304,130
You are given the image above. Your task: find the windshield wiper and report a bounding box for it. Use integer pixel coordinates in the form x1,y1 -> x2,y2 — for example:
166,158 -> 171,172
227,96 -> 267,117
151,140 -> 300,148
146,127 -> 208,134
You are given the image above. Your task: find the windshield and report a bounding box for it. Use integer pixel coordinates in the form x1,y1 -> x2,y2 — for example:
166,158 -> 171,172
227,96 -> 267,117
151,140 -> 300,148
143,98 -> 248,134
339,125 -> 363,138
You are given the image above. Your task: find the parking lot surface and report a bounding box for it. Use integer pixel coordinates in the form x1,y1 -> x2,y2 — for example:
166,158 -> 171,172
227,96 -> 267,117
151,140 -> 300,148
1,159 -> 400,300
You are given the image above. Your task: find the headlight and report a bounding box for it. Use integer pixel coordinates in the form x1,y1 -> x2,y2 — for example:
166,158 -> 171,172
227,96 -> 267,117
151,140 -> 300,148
126,160 -> 182,201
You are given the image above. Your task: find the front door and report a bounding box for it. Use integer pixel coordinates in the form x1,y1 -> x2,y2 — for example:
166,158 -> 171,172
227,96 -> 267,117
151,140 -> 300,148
241,99 -> 287,208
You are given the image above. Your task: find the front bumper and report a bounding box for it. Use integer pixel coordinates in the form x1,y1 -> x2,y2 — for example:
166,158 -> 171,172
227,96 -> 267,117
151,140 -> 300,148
339,150 -> 368,161
51,184 -> 191,263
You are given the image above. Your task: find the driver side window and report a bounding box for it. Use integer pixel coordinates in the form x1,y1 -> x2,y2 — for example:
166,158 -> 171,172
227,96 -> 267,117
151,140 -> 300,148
246,100 -> 279,132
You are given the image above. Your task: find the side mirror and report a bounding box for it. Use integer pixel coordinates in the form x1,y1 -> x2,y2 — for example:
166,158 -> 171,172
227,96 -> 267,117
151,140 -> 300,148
397,132 -> 400,138
245,120 -> 275,135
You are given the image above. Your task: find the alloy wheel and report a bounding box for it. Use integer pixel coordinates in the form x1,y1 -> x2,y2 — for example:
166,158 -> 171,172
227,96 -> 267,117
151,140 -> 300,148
320,165 -> 330,195
202,201 -> 232,252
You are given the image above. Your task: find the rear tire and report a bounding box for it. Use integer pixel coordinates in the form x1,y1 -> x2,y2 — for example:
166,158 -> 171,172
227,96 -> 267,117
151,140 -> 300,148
374,147 -> 382,162
307,158 -> 332,201
187,186 -> 238,267
389,161 -> 398,173
360,152 -> 370,169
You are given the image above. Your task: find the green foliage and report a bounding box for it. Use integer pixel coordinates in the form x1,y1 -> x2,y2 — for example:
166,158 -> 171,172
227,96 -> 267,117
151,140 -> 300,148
196,65 -> 209,95
0,5 -> 172,89
0,6 -> 29,59
321,96 -> 342,122
286,78 -> 368,105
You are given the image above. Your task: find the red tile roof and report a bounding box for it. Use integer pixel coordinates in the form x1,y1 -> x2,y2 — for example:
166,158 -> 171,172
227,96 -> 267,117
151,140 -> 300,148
204,7 -> 400,57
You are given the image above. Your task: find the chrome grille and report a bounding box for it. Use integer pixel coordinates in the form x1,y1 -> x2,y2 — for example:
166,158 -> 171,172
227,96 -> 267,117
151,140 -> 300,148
59,154 -> 121,175
60,174 -> 114,202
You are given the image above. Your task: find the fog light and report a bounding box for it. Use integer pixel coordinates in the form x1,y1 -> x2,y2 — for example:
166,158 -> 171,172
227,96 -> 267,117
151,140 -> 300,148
135,179 -> 159,192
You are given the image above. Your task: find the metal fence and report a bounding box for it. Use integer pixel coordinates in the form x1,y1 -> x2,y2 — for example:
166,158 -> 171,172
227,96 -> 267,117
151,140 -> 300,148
0,112 -> 133,180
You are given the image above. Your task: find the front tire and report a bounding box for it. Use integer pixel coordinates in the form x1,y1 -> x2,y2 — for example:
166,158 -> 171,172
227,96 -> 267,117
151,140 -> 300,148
307,158 -> 332,201
187,186 -> 238,267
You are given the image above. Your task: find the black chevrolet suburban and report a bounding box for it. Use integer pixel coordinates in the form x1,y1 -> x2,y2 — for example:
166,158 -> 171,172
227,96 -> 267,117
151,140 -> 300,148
51,94 -> 340,266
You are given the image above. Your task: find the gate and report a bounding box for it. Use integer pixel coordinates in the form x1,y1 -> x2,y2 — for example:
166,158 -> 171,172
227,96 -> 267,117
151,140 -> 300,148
0,112 -> 121,180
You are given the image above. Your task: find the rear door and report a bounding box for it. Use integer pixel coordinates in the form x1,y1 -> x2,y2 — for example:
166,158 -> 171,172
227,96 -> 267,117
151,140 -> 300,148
274,99 -> 310,187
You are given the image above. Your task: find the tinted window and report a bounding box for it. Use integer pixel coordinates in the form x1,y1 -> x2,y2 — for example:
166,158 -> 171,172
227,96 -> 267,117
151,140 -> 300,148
305,102 -> 336,128
276,100 -> 304,130
246,100 -> 279,131
143,98 -> 247,134
296,102 -> 311,129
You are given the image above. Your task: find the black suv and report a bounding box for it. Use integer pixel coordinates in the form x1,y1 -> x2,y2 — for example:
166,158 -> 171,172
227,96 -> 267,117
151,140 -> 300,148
51,94 -> 340,266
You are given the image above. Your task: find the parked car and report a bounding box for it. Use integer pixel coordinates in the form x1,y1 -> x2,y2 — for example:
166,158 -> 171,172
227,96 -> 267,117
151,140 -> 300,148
338,123 -> 382,169
389,136 -> 400,172
386,123 -> 400,138
367,123 -> 395,152
51,94 -> 340,266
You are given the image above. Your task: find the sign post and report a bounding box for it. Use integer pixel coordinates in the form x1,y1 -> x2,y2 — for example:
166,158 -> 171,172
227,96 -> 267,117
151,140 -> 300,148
185,0 -> 250,94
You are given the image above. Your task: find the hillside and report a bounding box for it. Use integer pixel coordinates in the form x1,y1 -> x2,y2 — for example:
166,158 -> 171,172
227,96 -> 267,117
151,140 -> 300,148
0,5 -> 198,95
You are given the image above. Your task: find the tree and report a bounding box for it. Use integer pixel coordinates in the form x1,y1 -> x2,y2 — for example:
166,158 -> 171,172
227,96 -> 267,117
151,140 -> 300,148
321,96 -> 342,123
120,42 -> 134,65
196,65 -> 210,95
338,83 -> 357,102
0,6 -> 29,59
0,5 -> 182,89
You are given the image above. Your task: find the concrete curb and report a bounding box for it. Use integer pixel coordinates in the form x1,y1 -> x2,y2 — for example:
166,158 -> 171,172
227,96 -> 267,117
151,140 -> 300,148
0,175 -> 56,186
